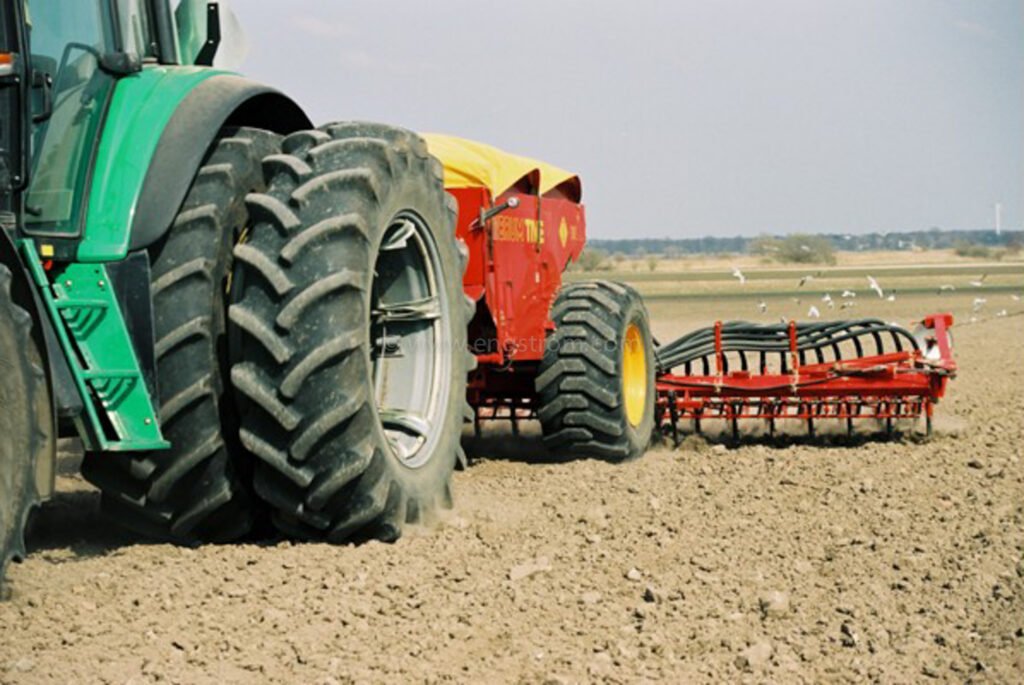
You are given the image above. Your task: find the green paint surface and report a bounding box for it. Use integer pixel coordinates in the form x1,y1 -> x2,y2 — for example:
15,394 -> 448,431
77,65 -> 226,262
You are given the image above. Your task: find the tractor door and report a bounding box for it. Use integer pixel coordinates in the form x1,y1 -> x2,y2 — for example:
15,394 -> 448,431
19,0 -> 121,240
0,0 -> 29,225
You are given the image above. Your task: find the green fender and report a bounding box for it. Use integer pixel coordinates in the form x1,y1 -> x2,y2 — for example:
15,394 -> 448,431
76,66 -> 310,262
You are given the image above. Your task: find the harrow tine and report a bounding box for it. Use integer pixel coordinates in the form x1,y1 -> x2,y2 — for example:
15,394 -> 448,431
668,391 -> 680,446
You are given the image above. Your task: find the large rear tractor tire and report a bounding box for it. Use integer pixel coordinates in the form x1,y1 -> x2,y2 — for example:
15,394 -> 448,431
536,280 -> 656,461
82,127 -> 280,543
229,122 -> 472,543
0,265 -> 51,593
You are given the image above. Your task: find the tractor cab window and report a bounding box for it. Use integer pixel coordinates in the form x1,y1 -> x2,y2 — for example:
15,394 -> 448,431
116,0 -> 158,60
22,0 -> 116,236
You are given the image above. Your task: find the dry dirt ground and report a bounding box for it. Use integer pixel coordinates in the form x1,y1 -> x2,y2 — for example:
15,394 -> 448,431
1,292 -> 1022,683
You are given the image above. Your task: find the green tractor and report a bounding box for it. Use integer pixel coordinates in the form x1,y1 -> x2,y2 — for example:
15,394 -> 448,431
1,0 -> 472,588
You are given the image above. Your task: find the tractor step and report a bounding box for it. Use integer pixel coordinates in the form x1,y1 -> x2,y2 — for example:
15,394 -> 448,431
21,242 -> 169,452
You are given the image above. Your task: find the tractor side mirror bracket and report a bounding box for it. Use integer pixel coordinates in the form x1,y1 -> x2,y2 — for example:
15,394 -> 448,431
194,3 -> 222,67
30,68 -> 52,124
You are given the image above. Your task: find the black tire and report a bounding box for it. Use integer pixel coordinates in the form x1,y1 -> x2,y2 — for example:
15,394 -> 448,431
229,121 -> 472,543
535,280 -> 656,461
0,265 -> 51,593
81,127 -> 280,543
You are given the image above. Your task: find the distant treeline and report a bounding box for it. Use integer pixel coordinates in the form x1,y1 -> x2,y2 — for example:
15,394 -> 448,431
589,229 -> 1023,256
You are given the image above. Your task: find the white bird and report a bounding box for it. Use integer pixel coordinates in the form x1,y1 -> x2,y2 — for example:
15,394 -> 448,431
822,293 -> 835,309
757,300 -> 767,313
800,244 -> 812,253
841,289 -> 857,298
1011,294 -> 1021,301
886,293 -> 896,302
968,274 -> 988,288
807,305 -> 820,318
732,267 -> 746,285
972,297 -> 987,313
938,284 -> 955,292
867,275 -> 884,298
996,309 -> 1008,318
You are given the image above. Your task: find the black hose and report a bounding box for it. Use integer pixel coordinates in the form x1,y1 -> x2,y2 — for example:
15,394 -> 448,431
656,319 -> 919,372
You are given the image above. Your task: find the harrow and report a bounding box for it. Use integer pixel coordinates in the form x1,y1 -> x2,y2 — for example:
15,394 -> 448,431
655,313 -> 956,442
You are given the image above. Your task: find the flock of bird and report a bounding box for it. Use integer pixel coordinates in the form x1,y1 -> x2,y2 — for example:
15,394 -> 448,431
728,267 -> 1018,320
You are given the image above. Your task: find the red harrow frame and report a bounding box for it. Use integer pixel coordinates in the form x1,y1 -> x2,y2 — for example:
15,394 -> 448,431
655,313 -> 956,442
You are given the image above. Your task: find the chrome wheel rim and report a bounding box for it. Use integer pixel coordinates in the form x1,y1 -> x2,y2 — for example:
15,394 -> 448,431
370,212 -> 450,468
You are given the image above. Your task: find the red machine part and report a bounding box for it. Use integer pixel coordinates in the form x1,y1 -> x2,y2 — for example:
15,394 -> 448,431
451,186 -> 586,364
655,314 -> 956,440
450,184 -> 586,432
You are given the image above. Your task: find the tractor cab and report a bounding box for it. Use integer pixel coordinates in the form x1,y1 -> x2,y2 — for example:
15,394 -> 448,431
19,0 -> 244,240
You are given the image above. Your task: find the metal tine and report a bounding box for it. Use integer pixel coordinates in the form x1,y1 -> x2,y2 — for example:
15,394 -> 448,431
668,391 -> 679,446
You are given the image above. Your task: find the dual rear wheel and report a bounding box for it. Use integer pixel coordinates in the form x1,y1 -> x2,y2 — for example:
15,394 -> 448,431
81,123 -> 470,545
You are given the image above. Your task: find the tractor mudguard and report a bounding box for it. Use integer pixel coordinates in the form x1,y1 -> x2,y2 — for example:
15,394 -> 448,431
0,229 -> 59,499
74,69 -> 310,262
127,74 -> 310,252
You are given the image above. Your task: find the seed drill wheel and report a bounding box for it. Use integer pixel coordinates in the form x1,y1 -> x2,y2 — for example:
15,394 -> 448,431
536,280 -> 657,460
0,265 -> 51,593
82,127 -> 280,543
229,122 -> 473,542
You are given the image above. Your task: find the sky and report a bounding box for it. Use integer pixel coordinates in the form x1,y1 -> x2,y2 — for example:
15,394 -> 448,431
234,0 -> 1023,240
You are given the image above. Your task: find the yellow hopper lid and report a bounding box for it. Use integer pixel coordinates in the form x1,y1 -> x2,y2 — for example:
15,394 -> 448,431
421,133 -> 581,201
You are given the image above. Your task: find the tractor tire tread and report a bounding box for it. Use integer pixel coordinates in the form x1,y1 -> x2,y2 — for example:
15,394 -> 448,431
81,126 -> 281,543
534,280 -> 656,461
230,122 -> 469,543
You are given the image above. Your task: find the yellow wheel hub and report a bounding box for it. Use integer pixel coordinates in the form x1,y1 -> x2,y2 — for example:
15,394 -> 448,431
622,322 -> 648,427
